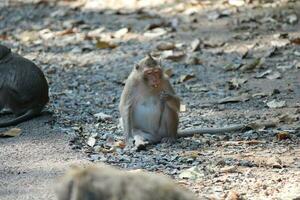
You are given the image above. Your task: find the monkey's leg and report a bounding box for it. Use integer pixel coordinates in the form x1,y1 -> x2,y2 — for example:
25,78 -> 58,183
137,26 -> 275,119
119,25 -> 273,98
159,92 -> 180,141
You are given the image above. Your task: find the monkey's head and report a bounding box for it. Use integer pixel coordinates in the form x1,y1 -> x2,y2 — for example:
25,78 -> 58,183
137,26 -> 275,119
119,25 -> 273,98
135,54 -> 163,89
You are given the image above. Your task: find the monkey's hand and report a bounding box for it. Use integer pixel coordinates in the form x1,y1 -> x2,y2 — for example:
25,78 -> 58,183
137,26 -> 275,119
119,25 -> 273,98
160,91 -> 174,102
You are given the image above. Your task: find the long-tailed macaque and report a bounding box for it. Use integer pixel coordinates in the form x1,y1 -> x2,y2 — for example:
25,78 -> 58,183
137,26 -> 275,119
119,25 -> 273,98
56,164 -> 197,200
0,44 -> 49,127
119,54 -> 274,149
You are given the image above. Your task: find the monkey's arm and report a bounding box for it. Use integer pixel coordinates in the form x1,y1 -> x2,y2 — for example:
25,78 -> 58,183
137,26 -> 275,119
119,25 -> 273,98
178,121 -> 277,138
161,81 -> 180,112
119,77 -> 136,142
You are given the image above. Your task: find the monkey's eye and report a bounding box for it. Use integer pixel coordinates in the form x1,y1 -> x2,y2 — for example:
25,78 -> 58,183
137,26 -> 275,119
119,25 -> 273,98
135,64 -> 140,70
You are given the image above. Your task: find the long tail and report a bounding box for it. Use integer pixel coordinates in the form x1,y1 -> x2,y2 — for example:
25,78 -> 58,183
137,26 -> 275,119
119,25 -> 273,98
178,121 -> 277,138
178,125 -> 246,138
0,109 -> 40,128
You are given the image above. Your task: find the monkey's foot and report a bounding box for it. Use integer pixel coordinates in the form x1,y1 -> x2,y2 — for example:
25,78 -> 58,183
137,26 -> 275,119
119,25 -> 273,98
133,136 -> 149,151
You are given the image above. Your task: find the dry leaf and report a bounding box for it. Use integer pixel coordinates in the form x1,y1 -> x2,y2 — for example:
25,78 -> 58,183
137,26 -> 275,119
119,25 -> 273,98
87,137 -> 96,147
164,68 -> 174,77
267,100 -> 286,108
252,92 -> 269,98
266,156 -> 283,168
114,141 -> 126,149
56,28 -> 75,36
256,69 -> 272,78
228,78 -> 247,89
0,128 -> 22,137
290,38 -> 300,45
287,14 -> 298,25
240,58 -> 262,72
144,28 -> 167,38
179,74 -> 195,83
185,55 -> 202,65
156,42 -> 176,51
190,39 -> 201,52
226,190 -> 242,200
114,27 -> 129,38
276,131 -> 290,140
220,166 -> 237,173
266,71 -> 281,80
180,104 -> 187,112
94,112 -> 112,121
163,50 -> 185,61
96,40 -> 117,49
228,0 -> 245,7
279,114 -> 299,124
19,31 -> 39,43
218,94 -> 249,104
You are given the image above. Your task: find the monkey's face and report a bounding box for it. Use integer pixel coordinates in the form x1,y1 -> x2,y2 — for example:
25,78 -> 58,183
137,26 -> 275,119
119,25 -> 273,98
143,68 -> 162,88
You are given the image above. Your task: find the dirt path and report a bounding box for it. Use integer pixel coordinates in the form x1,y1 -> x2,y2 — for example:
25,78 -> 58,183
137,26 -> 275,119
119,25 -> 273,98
0,115 -> 88,200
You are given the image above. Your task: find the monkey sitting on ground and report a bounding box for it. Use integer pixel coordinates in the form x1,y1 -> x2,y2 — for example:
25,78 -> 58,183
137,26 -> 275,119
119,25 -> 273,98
56,164 -> 197,200
0,44 -> 49,127
119,54 -> 275,149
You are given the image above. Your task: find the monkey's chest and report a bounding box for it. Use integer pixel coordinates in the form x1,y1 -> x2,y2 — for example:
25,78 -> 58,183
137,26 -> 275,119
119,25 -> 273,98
133,98 -> 162,131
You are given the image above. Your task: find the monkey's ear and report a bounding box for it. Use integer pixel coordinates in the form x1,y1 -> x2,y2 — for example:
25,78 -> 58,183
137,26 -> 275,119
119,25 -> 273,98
135,64 -> 140,70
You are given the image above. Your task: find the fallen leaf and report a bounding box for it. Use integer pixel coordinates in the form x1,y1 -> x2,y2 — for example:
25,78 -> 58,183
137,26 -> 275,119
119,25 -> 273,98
87,137 -> 96,147
144,28 -> 167,38
228,0 -> 245,7
163,50 -> 185,61
0,128 -> 22,137
114,27 -> 129,38
226,190 -> 242,200
56,28 -> 75,36
252,92 -> 269,98
220,166 -> 237,173
287,14 -> 298,25
190,39 -> 201,52
156,42 -> 176,51
279,114 -> 299,124
114,141 -> 126,149
271,40 -> 290,47
0,34 -> 8,40
267,100 -> 286,108
96,40 -> 117,49
207,11 -> 222,20
179,74 -> 195,83
19,30 -> 39,43
255,69 -> 272,78
264,47 -> 278,58
276,131 -> 290,140
180,104 -> 187,112
266,156 -> 283,168
240,58 -> 263,72
290,38 -> 300,45
94,112 -> 113,121
228,78 -> 247,89
164,68 -> 174,77
218,94 -> 249,104
179,166 -> 204,180
266,71 -> 281,80
185,55 -> 202,65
